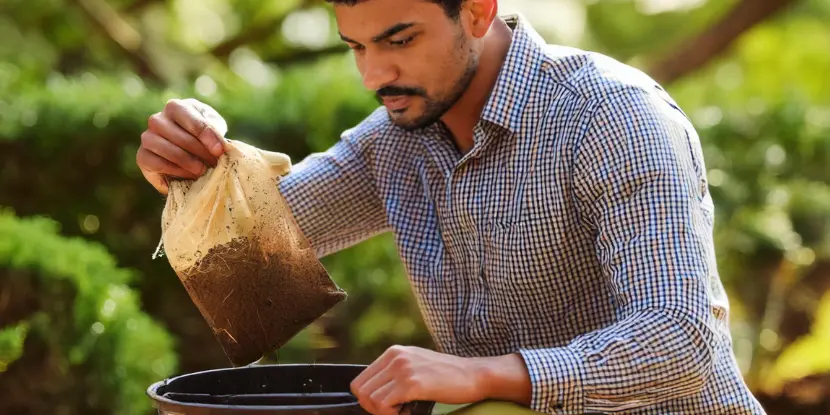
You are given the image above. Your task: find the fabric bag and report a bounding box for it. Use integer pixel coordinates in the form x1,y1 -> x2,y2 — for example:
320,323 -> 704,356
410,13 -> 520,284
155,120 -> 345,366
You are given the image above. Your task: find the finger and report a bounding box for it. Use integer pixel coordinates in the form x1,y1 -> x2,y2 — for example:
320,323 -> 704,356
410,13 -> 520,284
369,380 -> 406,415
185,98 -> 228,135
360,363 -> 401,401
351,360 -> 385,394
353,367 -> 391,414
141,130 -> 207,178
137,147 -> 198,181
163,99 -> 225,158
352,345 -> 408,392
148,113 -> 218,167
137,149 -> 170,195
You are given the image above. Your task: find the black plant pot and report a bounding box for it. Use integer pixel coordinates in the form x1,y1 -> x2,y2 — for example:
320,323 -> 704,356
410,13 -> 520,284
147,363 -> 435,415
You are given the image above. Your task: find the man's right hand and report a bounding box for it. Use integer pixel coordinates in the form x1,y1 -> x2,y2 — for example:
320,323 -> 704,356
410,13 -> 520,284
136,98 -> 228,195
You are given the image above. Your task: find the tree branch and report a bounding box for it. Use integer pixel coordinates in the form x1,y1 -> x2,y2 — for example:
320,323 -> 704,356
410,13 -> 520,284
648,0 -> 798,85
210,0 -> 319,61
68,0 -> 164,83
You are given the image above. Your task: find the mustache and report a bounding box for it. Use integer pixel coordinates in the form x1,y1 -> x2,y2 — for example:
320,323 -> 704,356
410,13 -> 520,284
376,85 -> 426,98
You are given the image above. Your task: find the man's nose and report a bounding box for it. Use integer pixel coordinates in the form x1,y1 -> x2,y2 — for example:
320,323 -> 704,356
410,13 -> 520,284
361,55 -> 398,91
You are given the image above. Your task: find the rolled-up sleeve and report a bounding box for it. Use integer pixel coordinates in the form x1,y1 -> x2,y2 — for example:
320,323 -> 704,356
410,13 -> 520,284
519,86 -> 719,414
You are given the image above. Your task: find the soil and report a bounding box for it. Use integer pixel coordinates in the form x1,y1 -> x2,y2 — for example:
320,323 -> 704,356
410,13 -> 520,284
178,236 -> 346,367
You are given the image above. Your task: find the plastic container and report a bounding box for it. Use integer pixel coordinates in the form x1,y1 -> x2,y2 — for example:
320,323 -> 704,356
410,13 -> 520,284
146,363 -> 435,415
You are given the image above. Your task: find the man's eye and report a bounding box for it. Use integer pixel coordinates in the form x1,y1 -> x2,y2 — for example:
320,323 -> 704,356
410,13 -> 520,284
389,35 -> 415,46
349,44 -> 365,52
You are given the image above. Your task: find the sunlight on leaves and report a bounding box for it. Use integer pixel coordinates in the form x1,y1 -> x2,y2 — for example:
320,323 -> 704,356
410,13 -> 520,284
764,291 -> 830,393
282,7 -> 332,49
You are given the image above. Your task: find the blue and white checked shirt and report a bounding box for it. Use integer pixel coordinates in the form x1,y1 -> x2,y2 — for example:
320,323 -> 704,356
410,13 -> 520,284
279,14 -> 765,415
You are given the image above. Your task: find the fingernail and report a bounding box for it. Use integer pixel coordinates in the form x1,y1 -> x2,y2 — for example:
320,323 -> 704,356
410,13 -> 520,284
209,128 -> 225,156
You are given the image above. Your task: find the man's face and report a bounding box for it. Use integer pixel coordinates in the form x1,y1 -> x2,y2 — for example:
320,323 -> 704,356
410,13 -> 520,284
334,0 -> 479,130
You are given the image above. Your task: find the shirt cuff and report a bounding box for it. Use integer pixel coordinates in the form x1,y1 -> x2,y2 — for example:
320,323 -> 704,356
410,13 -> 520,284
518,347 -> 585,414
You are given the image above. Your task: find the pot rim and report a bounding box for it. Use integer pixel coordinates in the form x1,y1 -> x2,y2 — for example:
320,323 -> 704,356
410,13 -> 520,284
146,363 -> 369,411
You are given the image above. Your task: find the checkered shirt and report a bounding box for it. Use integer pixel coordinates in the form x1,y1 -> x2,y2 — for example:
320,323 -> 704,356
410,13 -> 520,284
279,14 -> 766,415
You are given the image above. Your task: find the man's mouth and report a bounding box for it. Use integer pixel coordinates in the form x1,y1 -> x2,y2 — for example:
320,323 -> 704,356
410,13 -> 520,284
381,96 -> 411,112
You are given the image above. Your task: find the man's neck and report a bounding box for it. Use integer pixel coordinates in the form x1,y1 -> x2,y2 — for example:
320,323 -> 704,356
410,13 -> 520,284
440,18 -> 513,154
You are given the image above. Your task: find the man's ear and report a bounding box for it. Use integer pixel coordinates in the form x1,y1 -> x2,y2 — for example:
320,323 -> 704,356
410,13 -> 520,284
461,0 -> 498,38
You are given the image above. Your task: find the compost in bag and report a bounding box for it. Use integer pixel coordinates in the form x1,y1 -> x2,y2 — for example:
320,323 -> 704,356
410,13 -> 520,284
155,132 -> 346,367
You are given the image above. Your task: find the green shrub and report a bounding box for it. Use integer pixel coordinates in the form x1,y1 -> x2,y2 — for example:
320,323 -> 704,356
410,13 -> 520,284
0,208 -> 177,415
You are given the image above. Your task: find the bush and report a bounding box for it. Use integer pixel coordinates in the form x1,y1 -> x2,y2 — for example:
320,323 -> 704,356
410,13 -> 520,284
0,208 -> 177,415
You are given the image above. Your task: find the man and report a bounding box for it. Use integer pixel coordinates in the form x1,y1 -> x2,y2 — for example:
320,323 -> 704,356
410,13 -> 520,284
136,0 -> 766,414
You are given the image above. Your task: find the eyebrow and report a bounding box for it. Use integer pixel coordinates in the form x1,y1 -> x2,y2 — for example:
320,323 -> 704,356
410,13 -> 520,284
339,22 -> 417,44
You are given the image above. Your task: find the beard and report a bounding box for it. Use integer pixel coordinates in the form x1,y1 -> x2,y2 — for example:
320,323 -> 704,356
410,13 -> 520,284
377,38 -> 479,131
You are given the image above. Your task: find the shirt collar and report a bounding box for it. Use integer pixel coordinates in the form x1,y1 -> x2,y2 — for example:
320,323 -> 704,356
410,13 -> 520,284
479,14 -> 546,133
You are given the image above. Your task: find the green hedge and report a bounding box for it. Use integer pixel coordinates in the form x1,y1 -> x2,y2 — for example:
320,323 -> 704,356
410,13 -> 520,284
0,208 -> 177,415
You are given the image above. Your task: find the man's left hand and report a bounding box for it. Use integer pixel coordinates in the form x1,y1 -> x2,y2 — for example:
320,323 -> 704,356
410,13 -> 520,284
350,345 -> 532,415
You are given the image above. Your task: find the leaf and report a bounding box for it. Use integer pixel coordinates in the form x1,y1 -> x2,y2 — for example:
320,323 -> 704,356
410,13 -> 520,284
764,291 -> 830,393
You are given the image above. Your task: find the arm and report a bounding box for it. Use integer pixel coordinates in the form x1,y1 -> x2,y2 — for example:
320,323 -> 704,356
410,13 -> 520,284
280,121 -> 390,258
348,88 -> 720,415
515,86 -> 718,414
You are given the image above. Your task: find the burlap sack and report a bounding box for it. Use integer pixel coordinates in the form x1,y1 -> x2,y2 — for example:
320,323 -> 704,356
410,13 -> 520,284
154,126 -> 345,367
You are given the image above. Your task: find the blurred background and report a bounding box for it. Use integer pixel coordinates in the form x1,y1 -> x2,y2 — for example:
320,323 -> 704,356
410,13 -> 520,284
0,0 -> 829,413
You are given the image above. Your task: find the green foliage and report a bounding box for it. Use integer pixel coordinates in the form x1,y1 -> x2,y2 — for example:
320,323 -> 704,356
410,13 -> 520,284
694,96 -> 830,258
0,208 -> 177,415
0,321 -> 28,372
584,0 -> 736,60
670,7 -> 830,109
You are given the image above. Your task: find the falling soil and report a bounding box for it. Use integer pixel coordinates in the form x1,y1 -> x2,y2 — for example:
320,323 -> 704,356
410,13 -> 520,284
178,236 -> 346,367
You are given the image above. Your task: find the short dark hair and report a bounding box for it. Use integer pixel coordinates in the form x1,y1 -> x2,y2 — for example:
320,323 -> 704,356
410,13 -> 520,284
325,0 -> 463,20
